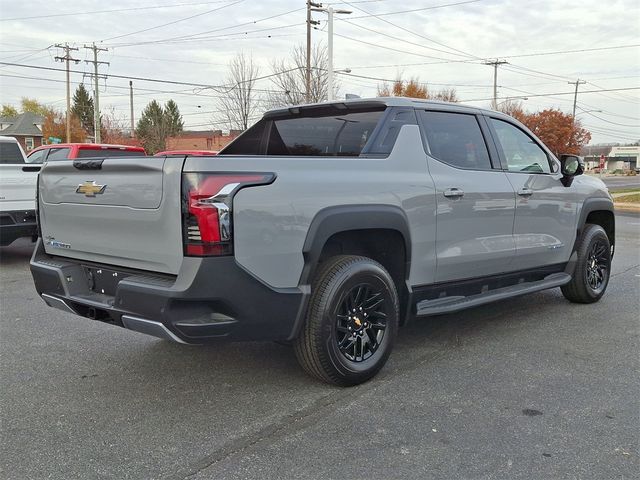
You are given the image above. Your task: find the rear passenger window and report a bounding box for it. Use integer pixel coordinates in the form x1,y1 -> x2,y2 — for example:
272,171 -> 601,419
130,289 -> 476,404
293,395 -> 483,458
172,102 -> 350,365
220,106 -> 385,157
419,111 -> 492,170
0,142 -> 25,164
267,110 -> 382,156
45,148 -> 71,161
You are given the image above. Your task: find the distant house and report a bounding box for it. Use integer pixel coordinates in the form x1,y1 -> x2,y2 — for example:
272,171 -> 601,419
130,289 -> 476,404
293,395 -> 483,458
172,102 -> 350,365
166,129 -> 241,152
0,112 -> 45,152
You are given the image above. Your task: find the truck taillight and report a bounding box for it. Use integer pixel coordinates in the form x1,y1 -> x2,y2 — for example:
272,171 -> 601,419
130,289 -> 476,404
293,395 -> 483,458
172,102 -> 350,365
35,173 -> 42,238
181,173 -> 274,256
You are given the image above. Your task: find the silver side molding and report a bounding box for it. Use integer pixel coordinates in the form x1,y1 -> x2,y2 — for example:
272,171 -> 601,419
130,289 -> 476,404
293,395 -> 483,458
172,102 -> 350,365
41,294 -> 77,314
121,315 -> 188,344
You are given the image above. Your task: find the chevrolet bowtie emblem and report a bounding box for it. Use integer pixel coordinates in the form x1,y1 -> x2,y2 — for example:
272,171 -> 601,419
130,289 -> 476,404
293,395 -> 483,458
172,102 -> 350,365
76,181 -> 106,197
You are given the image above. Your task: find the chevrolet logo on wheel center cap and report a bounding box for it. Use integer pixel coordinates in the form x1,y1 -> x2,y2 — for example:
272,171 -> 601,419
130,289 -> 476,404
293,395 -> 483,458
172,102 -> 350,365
76,181 -> 106,197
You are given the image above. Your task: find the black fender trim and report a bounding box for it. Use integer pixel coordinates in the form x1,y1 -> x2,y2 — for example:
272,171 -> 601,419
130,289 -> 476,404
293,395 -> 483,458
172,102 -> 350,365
287,204 -> 412,340
574,197 -> 615,254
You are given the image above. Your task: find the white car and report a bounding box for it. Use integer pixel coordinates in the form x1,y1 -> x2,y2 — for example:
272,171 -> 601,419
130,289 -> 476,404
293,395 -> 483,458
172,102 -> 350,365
0,136 -> 40,246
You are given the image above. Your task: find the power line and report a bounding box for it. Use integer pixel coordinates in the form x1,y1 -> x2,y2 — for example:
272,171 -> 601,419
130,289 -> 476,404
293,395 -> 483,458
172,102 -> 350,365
0,61 -> 227,88
462,86 -> 640,102
0,0 -> 237,22
106,23 -> 304,46
99,0 -> 244,42
336,71 -> 489,87
578,110 -> 639,128
339,18 -> 468,61
340,0 -> 479,60
332,31 -> 468,61
345,0 -> 484,20
104,6 -> 305,47
348,44 -> 640,69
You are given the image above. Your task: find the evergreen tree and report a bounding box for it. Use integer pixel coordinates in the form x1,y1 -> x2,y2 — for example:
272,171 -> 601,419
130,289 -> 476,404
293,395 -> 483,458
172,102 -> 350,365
164,99 -> 184,137
71,84 -> 95,136
135,99 -> 184,154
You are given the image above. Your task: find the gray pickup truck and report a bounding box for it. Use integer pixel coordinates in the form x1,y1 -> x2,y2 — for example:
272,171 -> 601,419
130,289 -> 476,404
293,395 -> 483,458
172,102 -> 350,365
31,98 -> 614,386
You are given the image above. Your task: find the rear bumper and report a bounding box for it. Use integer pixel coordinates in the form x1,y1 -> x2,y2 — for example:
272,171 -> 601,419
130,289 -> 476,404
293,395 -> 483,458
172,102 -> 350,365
30,239 -> 307,344
0,210 -> 37,246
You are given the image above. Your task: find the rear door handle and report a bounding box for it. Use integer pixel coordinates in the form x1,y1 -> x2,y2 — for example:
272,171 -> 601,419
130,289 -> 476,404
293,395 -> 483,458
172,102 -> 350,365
443,188 -> 464,198
518,188 -> 533,197
22,166 -> 41,172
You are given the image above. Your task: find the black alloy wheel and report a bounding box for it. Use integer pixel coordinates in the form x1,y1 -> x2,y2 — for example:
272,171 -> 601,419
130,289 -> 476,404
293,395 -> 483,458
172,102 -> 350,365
336,283 -> 388,362
562,224 -> 611,303
585,239 -> 609,294
294,255 -> 399,386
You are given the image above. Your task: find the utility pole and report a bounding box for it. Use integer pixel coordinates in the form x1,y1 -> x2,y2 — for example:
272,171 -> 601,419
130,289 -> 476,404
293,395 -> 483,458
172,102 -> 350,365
312,5 -> 351,102
84,43 -> 109,143
306,1 -> 321,103
54,43 -> 80,143
568,79 -> 586,119
129,81 -> 135,138
483,59 -> 508,110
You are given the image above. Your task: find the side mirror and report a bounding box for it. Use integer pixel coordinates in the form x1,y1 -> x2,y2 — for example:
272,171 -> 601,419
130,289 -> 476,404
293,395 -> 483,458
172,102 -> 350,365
559,154 -> 584,187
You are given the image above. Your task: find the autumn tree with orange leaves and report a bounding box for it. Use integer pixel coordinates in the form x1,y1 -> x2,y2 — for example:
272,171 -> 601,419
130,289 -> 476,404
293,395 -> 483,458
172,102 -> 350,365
377,77 -> 458,102
43,111 -> 86,143
498,103 -> 591,156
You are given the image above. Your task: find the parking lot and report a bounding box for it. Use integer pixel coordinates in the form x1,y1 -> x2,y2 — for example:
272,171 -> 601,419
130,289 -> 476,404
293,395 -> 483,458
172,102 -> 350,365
1,212 -> 638,480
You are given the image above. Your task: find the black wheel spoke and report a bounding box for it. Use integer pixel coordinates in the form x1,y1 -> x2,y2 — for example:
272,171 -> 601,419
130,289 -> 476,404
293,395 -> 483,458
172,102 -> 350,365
335,282 -> 388,362
585,239 -> 609,292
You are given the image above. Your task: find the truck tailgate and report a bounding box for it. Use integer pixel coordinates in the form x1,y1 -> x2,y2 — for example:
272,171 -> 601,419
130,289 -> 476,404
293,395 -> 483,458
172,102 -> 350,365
39,157 -> 184,274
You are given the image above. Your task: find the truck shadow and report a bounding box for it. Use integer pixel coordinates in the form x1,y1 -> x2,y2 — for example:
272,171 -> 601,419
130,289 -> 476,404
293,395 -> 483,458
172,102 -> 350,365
123,287 -> 570,390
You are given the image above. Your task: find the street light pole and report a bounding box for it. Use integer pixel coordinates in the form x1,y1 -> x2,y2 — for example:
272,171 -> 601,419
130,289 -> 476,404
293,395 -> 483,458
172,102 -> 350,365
327,7 -> 335,102
312,5 -> 351,102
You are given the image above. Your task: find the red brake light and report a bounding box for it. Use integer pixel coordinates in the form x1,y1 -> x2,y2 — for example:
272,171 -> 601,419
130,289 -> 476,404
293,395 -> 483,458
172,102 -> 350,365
182,173 -> 274,256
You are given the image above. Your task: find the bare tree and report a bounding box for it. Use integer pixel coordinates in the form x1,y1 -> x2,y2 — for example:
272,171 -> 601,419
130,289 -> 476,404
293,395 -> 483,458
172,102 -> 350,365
496,98 -> 526,119
217,53 -> 260,131
267,44 -> 330,108
431,88 -> 459,102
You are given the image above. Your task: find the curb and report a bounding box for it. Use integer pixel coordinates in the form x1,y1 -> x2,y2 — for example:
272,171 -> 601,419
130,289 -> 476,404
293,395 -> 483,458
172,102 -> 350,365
614,203 -> 640,213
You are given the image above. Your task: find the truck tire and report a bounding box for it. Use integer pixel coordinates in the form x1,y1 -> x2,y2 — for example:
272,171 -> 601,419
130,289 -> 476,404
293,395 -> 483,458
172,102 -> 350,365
294,255 -> 399,386
561,224 -> 611,304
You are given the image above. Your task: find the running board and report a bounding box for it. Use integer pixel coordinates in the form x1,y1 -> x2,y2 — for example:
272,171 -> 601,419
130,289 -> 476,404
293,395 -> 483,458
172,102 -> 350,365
416,272 -> 572,317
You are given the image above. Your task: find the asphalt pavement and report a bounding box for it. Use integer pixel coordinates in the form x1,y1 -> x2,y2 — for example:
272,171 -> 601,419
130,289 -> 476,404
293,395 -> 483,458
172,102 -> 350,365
1,213 -> 638,480
598,175 -> 640,192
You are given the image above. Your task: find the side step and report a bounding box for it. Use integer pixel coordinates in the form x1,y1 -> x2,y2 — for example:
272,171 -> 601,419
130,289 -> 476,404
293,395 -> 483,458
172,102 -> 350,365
416,272 -> 572,317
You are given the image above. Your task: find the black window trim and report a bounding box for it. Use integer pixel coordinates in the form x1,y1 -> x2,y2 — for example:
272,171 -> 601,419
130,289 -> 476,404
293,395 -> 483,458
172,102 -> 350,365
417,109 -> 498,172
363,106 -> 416,158
483,114 -> 560,175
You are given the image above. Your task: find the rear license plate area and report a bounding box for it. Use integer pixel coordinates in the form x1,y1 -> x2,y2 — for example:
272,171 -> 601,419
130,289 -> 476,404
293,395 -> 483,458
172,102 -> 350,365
83,267 -> 129,296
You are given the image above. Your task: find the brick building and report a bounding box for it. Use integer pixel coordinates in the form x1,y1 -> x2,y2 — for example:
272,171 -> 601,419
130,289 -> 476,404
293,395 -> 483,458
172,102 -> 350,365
0,112 -> 45,152
166,130 -> 241,152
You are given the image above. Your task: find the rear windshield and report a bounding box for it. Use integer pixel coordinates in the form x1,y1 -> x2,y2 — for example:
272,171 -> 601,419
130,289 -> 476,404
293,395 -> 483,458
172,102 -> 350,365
221,106 -> 386,157
76,148 -> 145,158
0,142 -> 25,164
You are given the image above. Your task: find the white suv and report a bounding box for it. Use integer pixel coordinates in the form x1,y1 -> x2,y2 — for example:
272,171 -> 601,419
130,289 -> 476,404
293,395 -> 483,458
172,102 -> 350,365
0,136 -> 40,246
